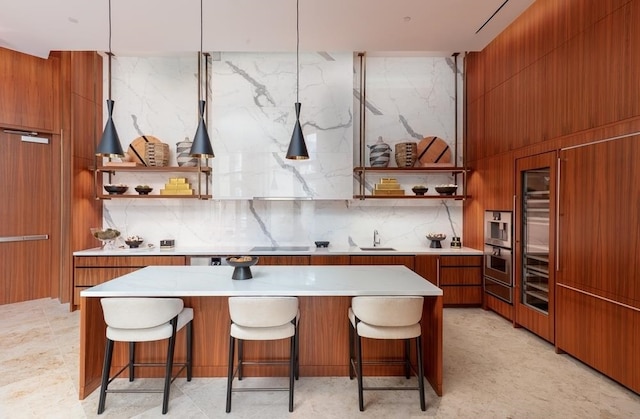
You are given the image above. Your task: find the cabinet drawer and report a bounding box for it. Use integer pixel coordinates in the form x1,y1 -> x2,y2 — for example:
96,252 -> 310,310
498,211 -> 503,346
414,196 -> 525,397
75,267 -> 142,286
74,256 -> 186,267
440,255 -> 482,267
440,266 -> 482,285
309,255 -> 350,265
258,256 -> 310,265
350,255 -> 415,270
442,285 -> 483,305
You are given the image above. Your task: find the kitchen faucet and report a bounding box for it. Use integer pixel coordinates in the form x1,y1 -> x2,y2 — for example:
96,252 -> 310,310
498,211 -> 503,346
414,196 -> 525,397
373,230 -> 381,247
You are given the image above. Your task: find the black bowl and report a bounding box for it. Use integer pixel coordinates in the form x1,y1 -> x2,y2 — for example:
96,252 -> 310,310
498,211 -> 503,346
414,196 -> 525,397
435,186 -> 457,195
135,186 -> 153,195
104,185 -> 128,195
412,186 -> 429,196
315,241 -> 330,248
125,239 -> 144,248
226,256 -> 259,280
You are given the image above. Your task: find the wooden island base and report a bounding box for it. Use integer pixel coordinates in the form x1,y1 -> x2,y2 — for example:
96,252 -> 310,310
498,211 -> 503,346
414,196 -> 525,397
80,295 -> 443,399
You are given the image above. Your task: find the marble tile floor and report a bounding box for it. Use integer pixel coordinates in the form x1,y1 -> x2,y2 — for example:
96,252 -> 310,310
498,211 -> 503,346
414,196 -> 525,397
1,298 -> 639,419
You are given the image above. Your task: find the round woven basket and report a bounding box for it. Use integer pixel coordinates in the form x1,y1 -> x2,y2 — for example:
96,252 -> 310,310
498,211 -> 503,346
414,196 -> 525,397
394,142 -> 418,167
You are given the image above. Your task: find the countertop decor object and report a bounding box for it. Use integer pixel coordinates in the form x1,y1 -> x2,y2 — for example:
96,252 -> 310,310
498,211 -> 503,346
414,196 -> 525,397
315,241 -> 330,248
368,136 -> 391,167
124,236 -> 144,248
144,141 -> 169,167
426,233 -> 446,248
226,256 -> 259,280
104,184 -> 128,194
134,185 -> 153,195
126,135 -> 162,166
176,137 -> 198,167
411,185 -> 428,196
435,185 -> 457,195
91,227 -> 121,249
416,136 -> 452,166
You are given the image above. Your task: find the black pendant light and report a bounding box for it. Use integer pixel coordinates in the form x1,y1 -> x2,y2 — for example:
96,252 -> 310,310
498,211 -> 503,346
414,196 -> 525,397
96,0 -> 124,157
286,0 -> 309,160
190,0 -> 214,158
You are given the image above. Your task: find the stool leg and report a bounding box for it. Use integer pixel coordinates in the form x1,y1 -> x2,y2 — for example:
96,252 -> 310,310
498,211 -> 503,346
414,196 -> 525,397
237,339 -> 244,380
162,317 -> 178,414
348,320 -> 355,379
97,338 -> 114,414
289,334 -> 295,412
186,320 -> 193,381
404,338 -> 411,379
294,320 -> 300,380
416,336 -> 426,411
226,335 -> 235,413
356,332 -> 364,412
129,342 -> 135,382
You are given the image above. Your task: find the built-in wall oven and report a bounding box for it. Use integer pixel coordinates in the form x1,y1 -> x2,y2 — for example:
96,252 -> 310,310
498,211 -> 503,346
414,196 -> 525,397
484,211 -> 513,304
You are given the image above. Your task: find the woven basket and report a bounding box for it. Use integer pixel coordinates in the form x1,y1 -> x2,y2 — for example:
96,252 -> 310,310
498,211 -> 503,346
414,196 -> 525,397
394,142 -> 418,167
144,142 -> 170,167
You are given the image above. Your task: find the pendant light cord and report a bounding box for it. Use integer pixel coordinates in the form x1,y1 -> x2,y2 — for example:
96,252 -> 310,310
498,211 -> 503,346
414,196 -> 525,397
296,0 -> 300,103
107,0 -> 113,101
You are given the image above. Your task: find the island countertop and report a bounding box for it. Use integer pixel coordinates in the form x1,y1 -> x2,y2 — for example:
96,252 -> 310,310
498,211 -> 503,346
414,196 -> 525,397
80,265 -> 443,297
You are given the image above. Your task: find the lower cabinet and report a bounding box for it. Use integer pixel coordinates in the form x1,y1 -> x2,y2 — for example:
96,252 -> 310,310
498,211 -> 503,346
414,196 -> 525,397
258,256 -> 310,265
350,255 -> 415,270
72,256 -> 186,310
414,255 -> 483,306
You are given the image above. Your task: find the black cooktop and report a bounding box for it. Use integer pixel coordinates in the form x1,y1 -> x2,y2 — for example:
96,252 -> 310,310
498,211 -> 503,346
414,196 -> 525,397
250,246 -> 311,252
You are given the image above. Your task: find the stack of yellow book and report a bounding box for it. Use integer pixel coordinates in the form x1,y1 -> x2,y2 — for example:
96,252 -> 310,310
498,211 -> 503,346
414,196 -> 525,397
373,178 -> 405,195
160,177 -> 194,195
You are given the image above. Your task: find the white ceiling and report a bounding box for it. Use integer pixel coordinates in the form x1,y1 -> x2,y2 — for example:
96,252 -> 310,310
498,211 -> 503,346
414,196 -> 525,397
0,0 -> 534,58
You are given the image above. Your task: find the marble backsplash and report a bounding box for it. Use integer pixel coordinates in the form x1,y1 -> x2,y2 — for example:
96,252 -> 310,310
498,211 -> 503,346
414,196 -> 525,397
101,52 -> 465,249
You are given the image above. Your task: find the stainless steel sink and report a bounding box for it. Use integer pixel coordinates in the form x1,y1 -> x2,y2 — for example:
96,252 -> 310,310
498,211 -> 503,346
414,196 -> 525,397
359,247 -> 396,251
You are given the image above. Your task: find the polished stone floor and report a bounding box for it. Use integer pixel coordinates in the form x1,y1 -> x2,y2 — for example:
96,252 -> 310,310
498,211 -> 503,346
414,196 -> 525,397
1,298 -> 639,418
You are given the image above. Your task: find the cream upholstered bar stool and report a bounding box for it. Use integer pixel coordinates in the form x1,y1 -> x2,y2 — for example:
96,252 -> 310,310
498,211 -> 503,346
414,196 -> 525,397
348,296 -> 426,411
226,296 -> 299,413
97,297 -> 193,415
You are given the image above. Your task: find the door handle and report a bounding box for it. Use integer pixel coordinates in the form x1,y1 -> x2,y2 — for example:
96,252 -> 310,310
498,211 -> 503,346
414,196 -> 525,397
0,234 -> 49,243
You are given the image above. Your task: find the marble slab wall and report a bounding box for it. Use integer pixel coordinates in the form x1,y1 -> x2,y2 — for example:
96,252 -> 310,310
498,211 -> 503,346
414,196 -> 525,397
101,53 -> 465,249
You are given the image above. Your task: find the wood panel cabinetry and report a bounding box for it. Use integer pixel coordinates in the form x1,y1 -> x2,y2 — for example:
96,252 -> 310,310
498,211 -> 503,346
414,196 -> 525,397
350,255 -> 415,270
414,255 -> 482,306
72,256 -> 186,309
257,256 -> 310,265
309,255 -> 350,265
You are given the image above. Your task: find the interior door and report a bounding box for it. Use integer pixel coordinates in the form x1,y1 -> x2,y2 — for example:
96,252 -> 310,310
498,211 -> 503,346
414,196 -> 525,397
0,129 -> 55,304
514,151 -> 556,343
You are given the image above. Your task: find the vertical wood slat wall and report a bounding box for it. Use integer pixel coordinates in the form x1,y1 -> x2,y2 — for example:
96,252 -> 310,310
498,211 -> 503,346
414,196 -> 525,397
463,0 -> 640,393
0,48 -> 102,305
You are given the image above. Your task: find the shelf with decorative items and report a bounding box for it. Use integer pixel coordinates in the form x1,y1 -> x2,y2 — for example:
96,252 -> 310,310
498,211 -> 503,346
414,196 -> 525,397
353,166 -> 469,200
93,163 -> 212,200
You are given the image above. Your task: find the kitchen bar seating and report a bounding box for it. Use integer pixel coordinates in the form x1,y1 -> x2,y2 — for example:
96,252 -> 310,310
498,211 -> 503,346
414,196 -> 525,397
97,298 -> 193,415
349,296 -> 426,411
226,296 -> 299,413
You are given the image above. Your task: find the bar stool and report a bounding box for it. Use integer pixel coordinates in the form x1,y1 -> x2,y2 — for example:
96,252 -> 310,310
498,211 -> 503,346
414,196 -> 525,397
97,297 -> 193,415
226,296 -> 299,413
348,296 -> 426,411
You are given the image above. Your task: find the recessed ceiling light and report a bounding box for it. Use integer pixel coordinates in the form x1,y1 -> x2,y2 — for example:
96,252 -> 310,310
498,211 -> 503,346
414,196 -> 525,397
68,17 -> 79,24
403,16 -> 411,22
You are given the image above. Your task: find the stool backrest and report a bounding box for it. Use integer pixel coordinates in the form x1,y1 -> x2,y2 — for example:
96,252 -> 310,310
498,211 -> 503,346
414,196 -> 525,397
228,297 -> 298,327
101,298 -> 184,329
351,296 -> 423,327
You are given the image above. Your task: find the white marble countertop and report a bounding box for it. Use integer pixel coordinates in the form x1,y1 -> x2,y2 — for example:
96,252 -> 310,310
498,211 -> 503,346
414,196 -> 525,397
80,265 -> 443,297
73,245 -> 482,257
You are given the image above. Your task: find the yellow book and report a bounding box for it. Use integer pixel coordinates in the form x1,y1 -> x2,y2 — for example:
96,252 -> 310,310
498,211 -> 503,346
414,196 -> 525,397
160,189 -> 194,195
380,178 -> 399,184
373,189 -> 405,195
164,183 -> 191,190
375,183 -> 402,190
168,177 -> 188,184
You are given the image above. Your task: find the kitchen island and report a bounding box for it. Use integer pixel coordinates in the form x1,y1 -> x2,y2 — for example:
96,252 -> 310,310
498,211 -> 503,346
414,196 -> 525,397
79,265 -> 443,399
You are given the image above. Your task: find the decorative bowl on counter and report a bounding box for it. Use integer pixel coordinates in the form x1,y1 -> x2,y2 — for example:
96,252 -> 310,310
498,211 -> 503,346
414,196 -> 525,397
426,233 -> 447,248
411,185 -> 429,196
226,256 -> 260,280
315,241 -> 330,248
134,185 -> 153,195
124,236 -> 144,248
91,227 -> 121,249
104,184 -> 128,195
434,185 -> 457,195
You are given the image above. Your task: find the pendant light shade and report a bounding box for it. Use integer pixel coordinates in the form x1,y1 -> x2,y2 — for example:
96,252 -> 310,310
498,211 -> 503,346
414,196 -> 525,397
286,102 -> 308,159
286,0 -> 309,160
96,0 -> 124,157
191,99 -> 214,156
190,0 -> 214,158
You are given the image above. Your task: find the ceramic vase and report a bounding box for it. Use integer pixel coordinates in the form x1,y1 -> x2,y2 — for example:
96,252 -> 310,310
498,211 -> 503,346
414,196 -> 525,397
176,137 -> 198,167
368,136 -> 391,167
